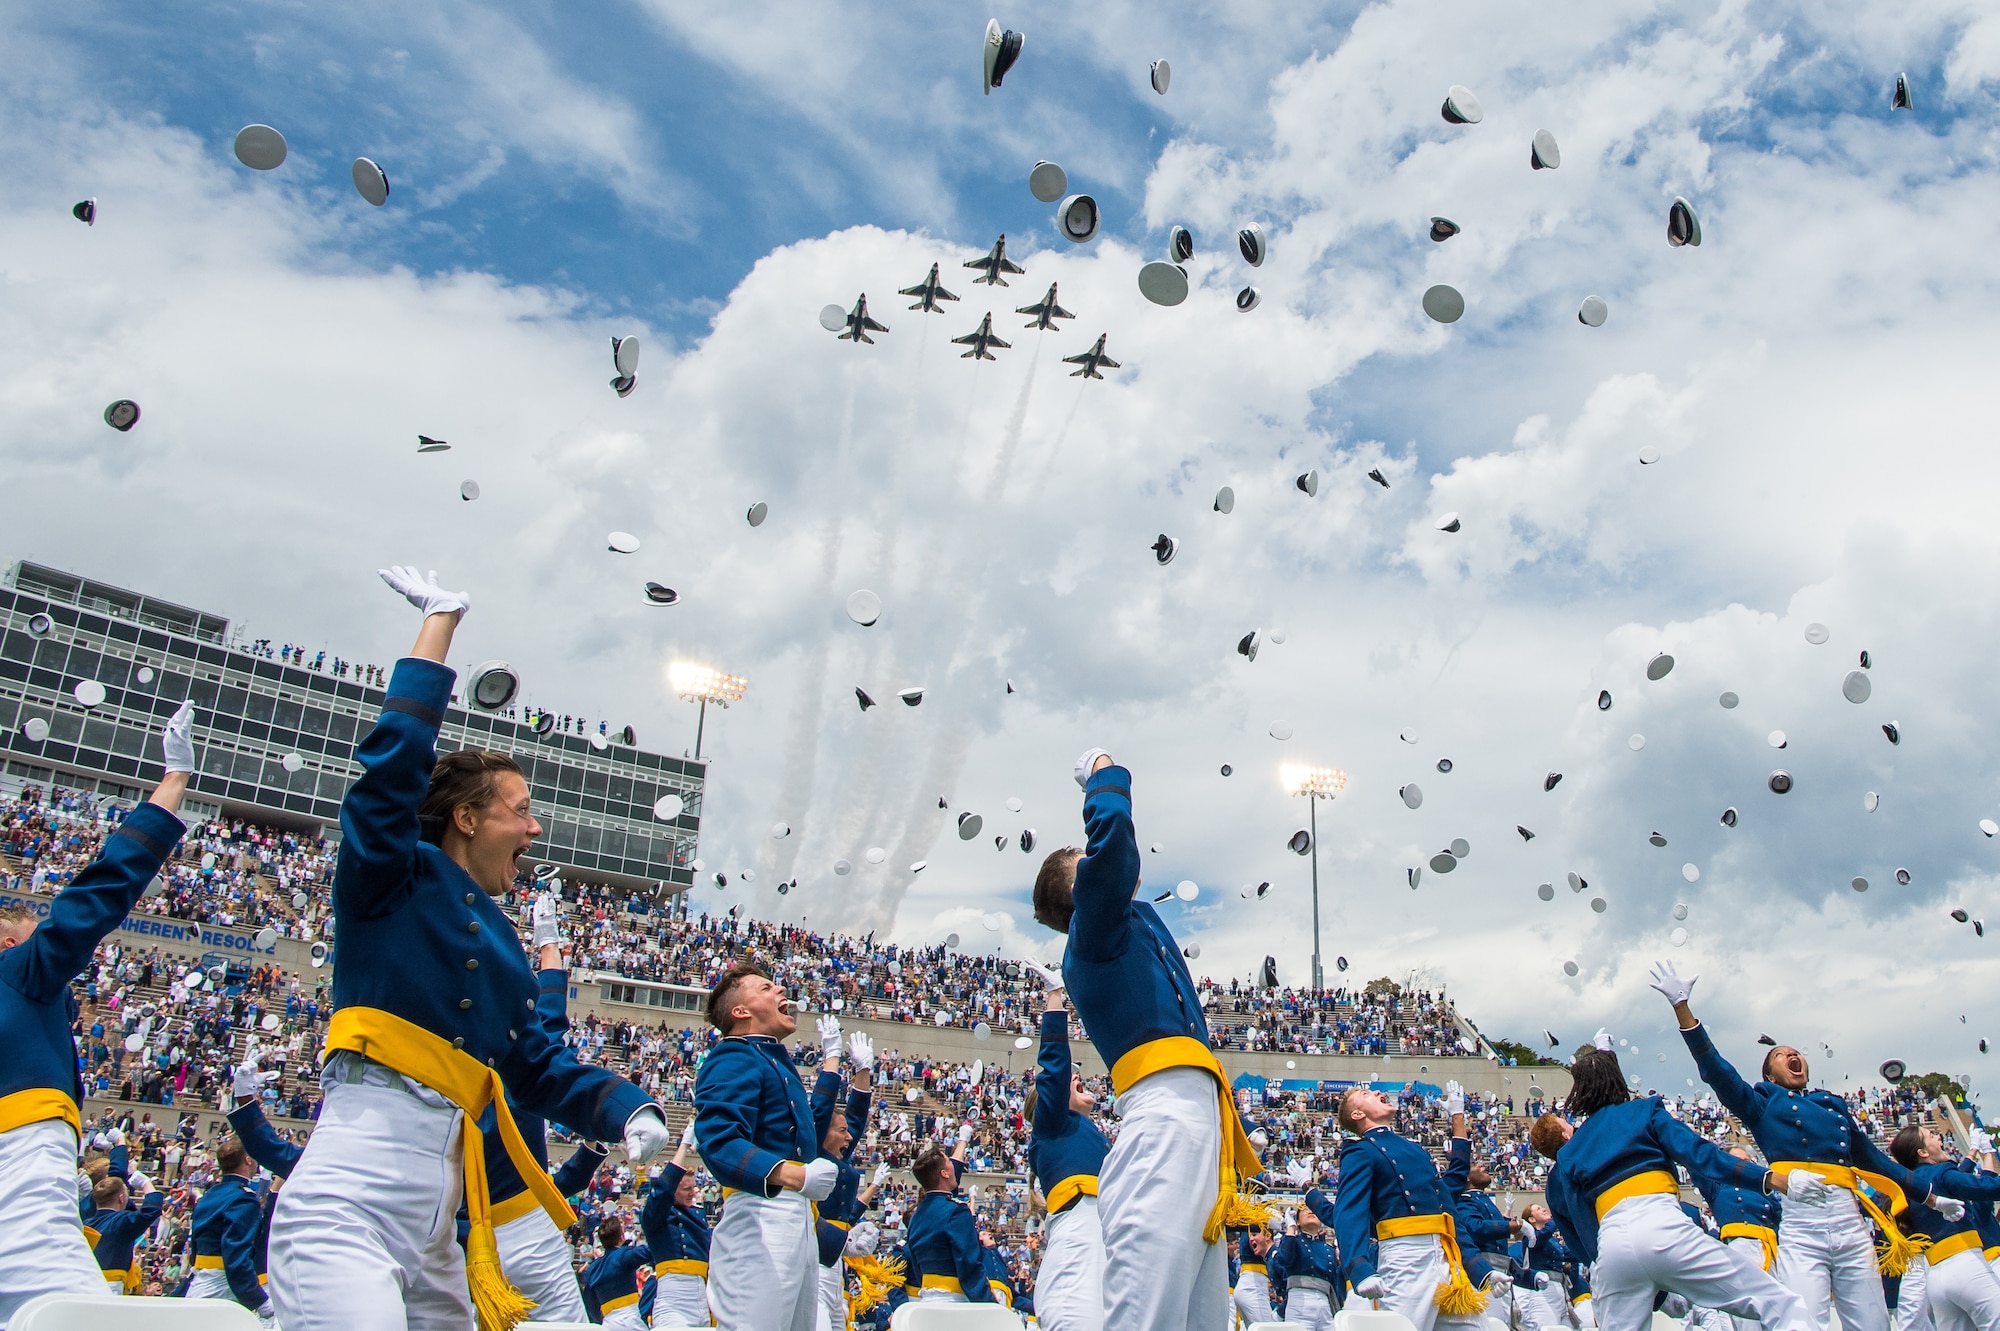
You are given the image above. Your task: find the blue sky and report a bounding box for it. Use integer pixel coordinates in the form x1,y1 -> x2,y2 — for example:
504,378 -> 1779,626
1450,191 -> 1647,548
7,0 -> 2000,1086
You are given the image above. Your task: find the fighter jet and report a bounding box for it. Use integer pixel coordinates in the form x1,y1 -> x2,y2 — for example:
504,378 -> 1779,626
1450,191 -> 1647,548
838,294 -> 889,345
898,263 -> 960,313
951,313 -> 1012,361
1061,333 -> 1120,379
1016,282 -> 1074,331
964,234 -> 1025,287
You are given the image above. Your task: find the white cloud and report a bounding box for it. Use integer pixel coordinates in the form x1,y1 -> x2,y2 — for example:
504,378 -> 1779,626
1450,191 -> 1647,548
8,0 -> 2000,1091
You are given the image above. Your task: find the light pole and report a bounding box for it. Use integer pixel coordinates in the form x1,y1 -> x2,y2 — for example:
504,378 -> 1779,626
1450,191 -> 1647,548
668,661 -> 747,760
1281,763 -> 1348,992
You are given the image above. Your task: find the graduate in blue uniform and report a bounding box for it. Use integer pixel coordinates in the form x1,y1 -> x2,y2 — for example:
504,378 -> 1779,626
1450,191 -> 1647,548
0,700 -> 192,1326
980,1231 -> 1021,1309
185,1135 -> 275,1322
1889,1123 -> 2000,1331
579,1215 -> 652,1329
1027,977 -> 1109,1331
641,1124 -> 714,1327
694,959 -> 839,1331
267,568 -> 668,1331
83,1164 -> 166,1295
1449,1133 -> 1520,1331
1327,1078 -> 1491,1331
1033,749 -> 1261,1331
809,1015 -> 880,1331
1232,1225 -> 1278,1329
1268,1203 -> 1342,1330
1518,1202 -> 1576,1331
906,1141 -> 993,1303
1532,1046 -> 1813,1331
1652,961 -> 1945,1331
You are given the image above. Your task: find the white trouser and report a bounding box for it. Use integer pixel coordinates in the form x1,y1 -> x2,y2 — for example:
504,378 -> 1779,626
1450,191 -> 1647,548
1284,1280 -> 1337,1329
103,1273 -> 128,1296
0,1120 -> 105,1328
1928,1249 -> 2000,1331
1776,1187 -> 1890,1331
709,1189 -> 818,1331
1101,1066 -> 1229,1331
267,1078 -> 473,1331
1593,1193 -> 1812,1331
602,1305 -> 649,1330
921,1287 -> 970,1302
654,1271 -> 711,1327
1476,1278 -> 1512,1331
819,1260 -> 843,1331
1369,1234 -> 1489,1331
1233,1269 -> 1272,1329
495,1206 -> 588,1323
184,1268 -> 239,1300
1893,1252 -> 1933,1331
1516,1279 -> 1565,1331
1574,1295 -> 1597,1330
1039,1195 -> 1107,1331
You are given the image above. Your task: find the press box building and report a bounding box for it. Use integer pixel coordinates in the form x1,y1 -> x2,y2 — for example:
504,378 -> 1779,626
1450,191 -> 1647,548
0,559 -> 702,893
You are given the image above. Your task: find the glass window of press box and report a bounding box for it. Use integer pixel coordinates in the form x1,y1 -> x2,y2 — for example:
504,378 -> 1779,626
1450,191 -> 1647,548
0,560 -> 702,889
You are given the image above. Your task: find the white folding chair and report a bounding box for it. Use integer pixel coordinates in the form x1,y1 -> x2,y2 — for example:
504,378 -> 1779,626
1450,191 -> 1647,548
9,1293 -> 262,1330
889,1301 -> 1026,1328
1335,1310 -> 1423,1331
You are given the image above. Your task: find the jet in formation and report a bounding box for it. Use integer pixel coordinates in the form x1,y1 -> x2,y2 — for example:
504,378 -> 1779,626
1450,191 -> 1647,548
838,294 -> 889,344
964,234 -> 1026,287
1062,333 -> 1119,379
1016,283 -> 1074,331
952,313 -> 1012,361
898,263 -> 960,313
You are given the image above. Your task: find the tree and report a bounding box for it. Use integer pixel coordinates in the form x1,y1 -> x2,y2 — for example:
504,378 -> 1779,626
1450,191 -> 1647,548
1364,977 -> 1400,996
1903,1071 -> 1978,1117
1489,1037 -> 1566,1068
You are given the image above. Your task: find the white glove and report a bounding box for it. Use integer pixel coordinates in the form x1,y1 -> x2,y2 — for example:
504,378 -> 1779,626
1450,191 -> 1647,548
1592,1028 -> 1613,1052
530,893 -> 563,950
1443,1080 -> 1466,1115
817,1015 -> 843,1059
378,565 -> 470,620
1032,961 -> 1066,991
1661,1294 -> 1691,1319
1285,1159 -> 1309,1187
1249,1128 -> 1269,1149
1073,748 -> 1112,789
800,1157 -> 840,1201
162,701 -> 197,774
107,1127 -> 125,1147
848,1031 -> 874,1071
1935,1195 -> 1968,1222
1485,1272 -> 1513,1296
1648,961 -> 1697,1006
872,1161 -> 891,1187
233,1060 -> 263,1099
678,1120 -> 697,1150
622,1107 -> 672,1164
1354,1276 -> 1387,1300
1784,1170 -> 1834,1204
1971,1128 -> 1994,1155
845,1219 -> 881,1257
958,1122 -> 975,1146
128,1169 -> 150,1194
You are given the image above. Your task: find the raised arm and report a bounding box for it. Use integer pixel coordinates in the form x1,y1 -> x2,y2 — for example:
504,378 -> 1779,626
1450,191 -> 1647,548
1651,962 -> 1762,1128
1069,759 -> 1139,963
336,569 -> 468,920
1033,997 -> 1074,1138
3,711 -> 191,1003
225,1099 -> 302,1180
1652,1100 -> 1767,1194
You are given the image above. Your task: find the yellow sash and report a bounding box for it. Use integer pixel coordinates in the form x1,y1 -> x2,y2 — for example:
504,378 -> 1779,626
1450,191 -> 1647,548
923,1274 -> 965,1293
0,1088 -> 81,1137
1930,1232 -> 1983,1264
1769,1162 -> 1917,1275
1719,1222 -> 1778,1272
1595,1170 -> 1680,1221
1240,1261 -> 1267,1274
1046,1174 -> 1099,1216
991,1281 -> 1014,1307
600,1292 -> 639,1312
328,1006 -> 578,1331
1376,1212 -> 1488,1315
1109,1037 -> 1263,1243
654,1259 -> 709,1277
82,1225 -> 101,1251
490,1190 -> 543,1228
194,1255 -> 225,1269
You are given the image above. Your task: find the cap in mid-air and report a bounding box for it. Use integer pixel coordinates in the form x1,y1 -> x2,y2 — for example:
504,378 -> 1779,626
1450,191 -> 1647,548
1150,59 -> 1170,94
982,20 -> 1024,95
234,124 -> 288,170
1530,129 -> 1561,170
1668,197 -> 1702,247
1441,85 -> 1484,124
644,582 -> 678,605
352,157 -> 390,206
1029,160 -> 1067,203
104,400 -> 140,432
1423,284 -> 1465,323
1429,217 -> 1460,242
73,198 -> 96,226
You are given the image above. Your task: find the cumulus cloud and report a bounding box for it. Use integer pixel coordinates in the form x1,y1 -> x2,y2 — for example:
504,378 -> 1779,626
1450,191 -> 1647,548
8,0 -> 2000,1090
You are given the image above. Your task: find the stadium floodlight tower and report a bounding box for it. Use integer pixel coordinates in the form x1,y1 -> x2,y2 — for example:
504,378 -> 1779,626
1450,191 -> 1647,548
1281,762 -> 1348,992
668,660 -> 747,760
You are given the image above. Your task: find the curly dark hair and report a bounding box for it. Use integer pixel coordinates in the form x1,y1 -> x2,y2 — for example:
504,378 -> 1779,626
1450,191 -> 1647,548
1564,1049 -> 1632,1118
